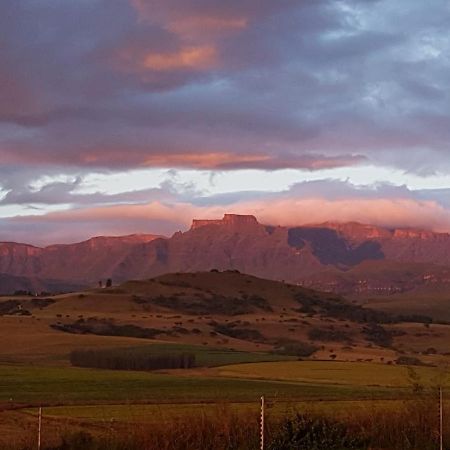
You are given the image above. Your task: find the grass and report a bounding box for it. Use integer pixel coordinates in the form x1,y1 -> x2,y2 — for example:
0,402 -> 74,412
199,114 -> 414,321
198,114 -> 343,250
9,399 -> 450,450
366,289 -> 450,322
215,360 -> 446,387
0,363 -> 405,405
28,399 -> 409,422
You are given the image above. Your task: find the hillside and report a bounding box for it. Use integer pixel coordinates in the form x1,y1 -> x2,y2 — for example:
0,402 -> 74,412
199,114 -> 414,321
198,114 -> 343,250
1,271 -> 448,367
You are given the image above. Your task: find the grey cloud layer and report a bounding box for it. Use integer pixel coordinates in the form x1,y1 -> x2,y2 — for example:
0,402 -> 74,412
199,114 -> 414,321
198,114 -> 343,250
2,178 -> 450,245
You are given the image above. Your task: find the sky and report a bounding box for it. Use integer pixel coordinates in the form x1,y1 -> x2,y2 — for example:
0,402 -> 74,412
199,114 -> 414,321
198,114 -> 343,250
1,0 -> 450,245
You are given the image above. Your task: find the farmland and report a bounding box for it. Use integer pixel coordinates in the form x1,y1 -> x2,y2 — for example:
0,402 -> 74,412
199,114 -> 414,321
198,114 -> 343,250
0,271 -> 449,448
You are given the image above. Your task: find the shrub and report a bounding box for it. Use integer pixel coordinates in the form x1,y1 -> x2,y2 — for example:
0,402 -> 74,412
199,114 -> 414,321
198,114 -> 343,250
362,323 -> 393,347
0,300 -> 31,316
268,413 -> 368,450
308,327 -> 351,343
213,322 -> 265,342
47,431 -> 95,450
30,298 -> 55,308
150,293 -> 272,316
396,356 -> 427,366
51,319 -> 166,339
273,341 -> 318,357
293,291 -> 407,324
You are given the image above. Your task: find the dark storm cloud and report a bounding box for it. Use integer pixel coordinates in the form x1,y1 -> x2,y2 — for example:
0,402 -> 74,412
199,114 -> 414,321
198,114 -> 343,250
1,0 -> 450,225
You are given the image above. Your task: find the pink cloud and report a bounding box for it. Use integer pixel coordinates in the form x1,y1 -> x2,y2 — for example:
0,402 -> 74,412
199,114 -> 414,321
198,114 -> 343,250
4,195 -> 450,246
236,198 -> 450,233
141,45 -> 218,71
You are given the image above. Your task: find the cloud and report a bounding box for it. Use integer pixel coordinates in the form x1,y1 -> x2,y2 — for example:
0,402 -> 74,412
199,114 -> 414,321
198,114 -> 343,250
1,0 -> 450,175
241,198 -> 450,232
1,0 -> 450,241
141,46 -> 218,71
3,179 -> 450,245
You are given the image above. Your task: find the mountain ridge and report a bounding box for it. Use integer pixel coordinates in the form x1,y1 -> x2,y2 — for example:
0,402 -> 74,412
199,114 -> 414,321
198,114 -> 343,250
2,214 -> 450,295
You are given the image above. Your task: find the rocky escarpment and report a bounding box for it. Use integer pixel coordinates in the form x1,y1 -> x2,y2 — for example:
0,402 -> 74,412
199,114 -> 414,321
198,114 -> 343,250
0,234 -> 161,291
2,214 -> 450,295
191,214 -> 259,230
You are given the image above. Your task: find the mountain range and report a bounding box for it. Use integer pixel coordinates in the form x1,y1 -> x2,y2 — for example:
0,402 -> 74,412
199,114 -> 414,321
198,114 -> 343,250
1,214 -> 450,296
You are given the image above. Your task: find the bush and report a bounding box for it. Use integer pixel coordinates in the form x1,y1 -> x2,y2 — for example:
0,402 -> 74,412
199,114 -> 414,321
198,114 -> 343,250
292,292 -> 423,325
149,293 -> 272,316
362,323 -> 393,347
273,341 -> 318,357
396,356 -> 427,366
308,327 -> 351,343
0,300 -> 31,316
51,318 -> 165,339
30,298 -> 55,308
213,322 -> 265,342
47,431 -> 95,450
268,413 -> 368,450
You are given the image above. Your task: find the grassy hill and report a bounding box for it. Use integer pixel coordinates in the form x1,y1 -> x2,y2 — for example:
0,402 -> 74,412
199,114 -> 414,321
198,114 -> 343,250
1,270 -> 448,366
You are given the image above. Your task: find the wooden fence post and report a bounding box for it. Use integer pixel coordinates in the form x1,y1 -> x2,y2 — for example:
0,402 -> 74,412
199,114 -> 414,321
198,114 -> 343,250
38,406 -> 42,450
440,386 -> 443,450
260,396 -> 265,450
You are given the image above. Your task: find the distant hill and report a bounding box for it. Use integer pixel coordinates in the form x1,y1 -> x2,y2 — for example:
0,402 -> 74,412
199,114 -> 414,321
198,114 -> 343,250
2,214 -> 450,297
0,273 -> 85,295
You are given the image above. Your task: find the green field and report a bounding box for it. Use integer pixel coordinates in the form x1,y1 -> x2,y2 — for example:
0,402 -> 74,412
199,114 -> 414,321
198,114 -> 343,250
1,359 -> 448,449
0,363 -> 407,405
215,360 -> 448,387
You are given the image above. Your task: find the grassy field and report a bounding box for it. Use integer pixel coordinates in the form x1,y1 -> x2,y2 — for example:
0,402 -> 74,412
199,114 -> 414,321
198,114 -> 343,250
214,360 -> 448,387
0,363 -> 405,405
26,398 -> 409,423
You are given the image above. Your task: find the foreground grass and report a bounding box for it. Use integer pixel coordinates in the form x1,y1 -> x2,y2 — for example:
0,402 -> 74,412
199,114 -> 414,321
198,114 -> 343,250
0,364 -> 405,405
28,399 -> 407,422
4,400 -> 450,450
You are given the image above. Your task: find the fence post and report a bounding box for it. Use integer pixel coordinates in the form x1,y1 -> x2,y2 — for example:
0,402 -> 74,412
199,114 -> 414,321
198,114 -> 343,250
38,406 -> 42,450
440,386 -> 443,450
260,396 -> 265,450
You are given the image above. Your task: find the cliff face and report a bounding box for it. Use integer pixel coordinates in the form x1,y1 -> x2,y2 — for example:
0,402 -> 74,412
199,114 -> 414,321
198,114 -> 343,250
191,214 -> 259,230
0,234 -> 161,288
2,215 -> 450,295
109,216 -> 450,293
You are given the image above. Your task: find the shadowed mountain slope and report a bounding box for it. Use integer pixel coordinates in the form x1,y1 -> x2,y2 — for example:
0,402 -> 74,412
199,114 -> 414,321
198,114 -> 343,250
2,214 -> 450,296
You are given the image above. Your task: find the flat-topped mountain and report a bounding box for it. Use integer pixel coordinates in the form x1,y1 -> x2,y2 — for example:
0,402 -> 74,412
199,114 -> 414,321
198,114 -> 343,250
2,214 -> 450,296
191,214 -> 259,230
